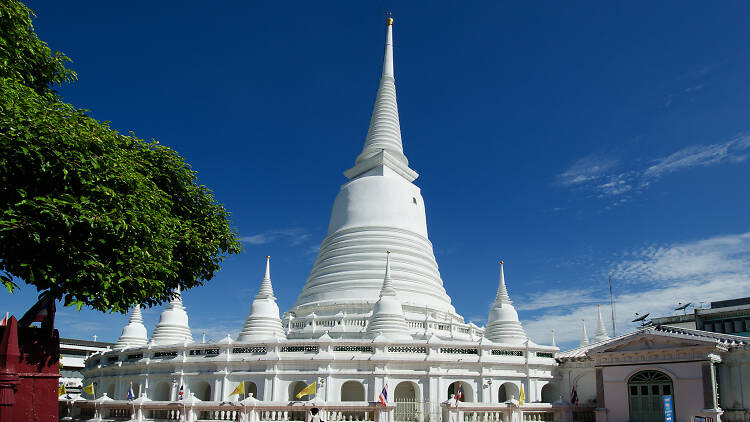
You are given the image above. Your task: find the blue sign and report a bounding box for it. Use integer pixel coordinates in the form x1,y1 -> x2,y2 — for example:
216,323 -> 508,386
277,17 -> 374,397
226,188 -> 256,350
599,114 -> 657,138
663,395 -> 674,422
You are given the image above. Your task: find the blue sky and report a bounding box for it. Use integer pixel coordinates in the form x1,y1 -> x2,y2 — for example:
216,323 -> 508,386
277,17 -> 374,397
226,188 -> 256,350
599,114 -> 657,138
4,1 -> 750,350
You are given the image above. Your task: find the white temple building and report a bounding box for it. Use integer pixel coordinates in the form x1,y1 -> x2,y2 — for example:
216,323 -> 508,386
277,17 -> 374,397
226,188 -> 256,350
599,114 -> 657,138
77,18 -> 750,422
80,18 -> 559,416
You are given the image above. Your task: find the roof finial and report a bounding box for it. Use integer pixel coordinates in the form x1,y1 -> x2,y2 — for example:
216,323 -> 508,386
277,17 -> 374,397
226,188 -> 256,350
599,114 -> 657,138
593,304 -> 611,343
386,12 -> 393,26
580,319 -> 589,347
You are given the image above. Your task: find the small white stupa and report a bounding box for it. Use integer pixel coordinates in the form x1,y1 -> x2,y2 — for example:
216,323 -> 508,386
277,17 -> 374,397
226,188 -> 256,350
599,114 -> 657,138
592,304 -> 611,343
580,319 -> 589,347
114,304 -> 148,349
366,251 -> 412,340
150,287 -> 193,345
484,261 -> 528,344
237,257 -> 286,342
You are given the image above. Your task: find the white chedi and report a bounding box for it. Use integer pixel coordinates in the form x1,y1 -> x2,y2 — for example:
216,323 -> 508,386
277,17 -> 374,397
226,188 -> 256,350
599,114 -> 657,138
366,251 -> 412,341
289,18 -> 459,327
592,304 -> 611,343
580,319 -> 589,347
150,287 -> 193,345
114,304 -> 148,349
484,261 -> 528,344
237,256 -> 286,342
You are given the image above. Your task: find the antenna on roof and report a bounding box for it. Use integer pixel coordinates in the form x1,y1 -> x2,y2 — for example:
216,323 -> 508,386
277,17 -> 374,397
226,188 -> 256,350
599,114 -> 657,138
608,272 -> 616,336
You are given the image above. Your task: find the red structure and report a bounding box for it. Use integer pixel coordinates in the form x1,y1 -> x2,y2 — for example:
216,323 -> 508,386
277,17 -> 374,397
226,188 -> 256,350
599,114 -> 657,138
0,316 -> 60,422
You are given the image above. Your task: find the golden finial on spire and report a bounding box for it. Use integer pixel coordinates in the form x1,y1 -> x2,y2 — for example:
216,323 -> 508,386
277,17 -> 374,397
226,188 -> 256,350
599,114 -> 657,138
386,250 -> 391,254
266,256 -> 270,259
500,260 -> 504,265
386,12 -> 393,26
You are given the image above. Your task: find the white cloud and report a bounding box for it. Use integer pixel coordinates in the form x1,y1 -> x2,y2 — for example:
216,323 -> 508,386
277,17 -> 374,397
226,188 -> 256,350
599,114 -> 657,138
555,133 -> 750,203
522,231 -> 750,349
240,228 -> 311,246
515,289 -> 600,312
556,155 -> 618,187
644,135 -> 750,179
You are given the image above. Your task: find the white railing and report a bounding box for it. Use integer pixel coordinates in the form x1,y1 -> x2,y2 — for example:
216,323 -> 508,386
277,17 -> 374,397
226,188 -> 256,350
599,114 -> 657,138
62,400 -> 394,422
439,402 -> 596,422
62,399 -> 594,422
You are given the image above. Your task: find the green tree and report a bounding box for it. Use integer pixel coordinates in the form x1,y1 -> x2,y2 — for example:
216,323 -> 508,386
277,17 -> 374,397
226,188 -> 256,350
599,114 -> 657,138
0,0 -> 242,313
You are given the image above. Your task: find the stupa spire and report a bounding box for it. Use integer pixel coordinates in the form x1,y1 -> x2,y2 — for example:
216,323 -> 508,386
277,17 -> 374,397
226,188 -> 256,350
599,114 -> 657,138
484,261 -> 528,344
237,256 -> 286,342
150,288 -> 193,345
495,261 -> 511,304
592,304 -> 610,343
114,304 -> 148,349
366,251 -> 412,340
380,250 -> 397,296
551,329 -> 556,348
580,319 -> 589,347
256,256 -> 275,300
382,15 -> 394,78
346,16 -> 417,182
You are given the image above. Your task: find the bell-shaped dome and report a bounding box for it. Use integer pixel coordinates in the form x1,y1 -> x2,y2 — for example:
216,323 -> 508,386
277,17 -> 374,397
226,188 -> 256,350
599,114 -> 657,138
150,287 -> 193,345
484,262 -> 527,344
237,257 -> 286,342
366,251 -> 412,341
114,304 -> 148,349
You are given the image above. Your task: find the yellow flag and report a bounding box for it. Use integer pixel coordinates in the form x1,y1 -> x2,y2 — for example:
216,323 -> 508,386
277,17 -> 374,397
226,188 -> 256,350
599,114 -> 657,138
82,383 -> 95,397
519,384 -> 525,406
59,383 -> 66,396
295,382 -> 315,399
230,382 -> 245,396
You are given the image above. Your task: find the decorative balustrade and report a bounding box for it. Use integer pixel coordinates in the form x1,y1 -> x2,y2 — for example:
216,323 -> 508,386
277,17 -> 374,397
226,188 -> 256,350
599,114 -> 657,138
439,402 -> 593,422
63,399 -> 590,422
63,399 -> 394,422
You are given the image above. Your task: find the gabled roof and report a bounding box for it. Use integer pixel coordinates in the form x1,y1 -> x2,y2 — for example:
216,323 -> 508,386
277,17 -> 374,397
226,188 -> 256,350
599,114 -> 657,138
556,324 -> 748,361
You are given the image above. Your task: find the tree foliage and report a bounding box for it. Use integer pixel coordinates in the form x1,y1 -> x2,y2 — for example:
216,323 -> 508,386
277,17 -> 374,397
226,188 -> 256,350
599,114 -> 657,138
0,0 -> 242,313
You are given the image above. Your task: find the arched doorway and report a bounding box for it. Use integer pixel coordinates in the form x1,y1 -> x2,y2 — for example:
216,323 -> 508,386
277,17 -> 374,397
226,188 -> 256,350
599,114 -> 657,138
540,383 -> 559,403
341,381 -> 365,401
152,381 -> 171,401
394,382 -> 420,422
447,381 -> 473,402
244,381 -> 258,400
290,381 -> 313,401
498,382 -> 519,402
191,380 -> 212,401
628,371 -> 673,422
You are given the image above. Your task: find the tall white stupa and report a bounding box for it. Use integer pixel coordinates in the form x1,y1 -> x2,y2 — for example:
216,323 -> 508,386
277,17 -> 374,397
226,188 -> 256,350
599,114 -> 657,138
84,17 -> 558,407
289,16 -> 459,334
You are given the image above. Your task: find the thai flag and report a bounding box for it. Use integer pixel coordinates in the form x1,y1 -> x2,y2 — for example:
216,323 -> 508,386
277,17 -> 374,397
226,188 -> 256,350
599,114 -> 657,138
456,383 -> 463,402
570,385 -> 578,405
127,382 -> 134,400
179,385 -> 184,400
379,384 -> 388,406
